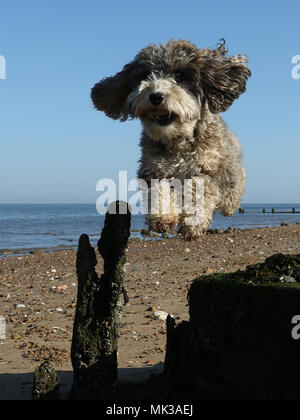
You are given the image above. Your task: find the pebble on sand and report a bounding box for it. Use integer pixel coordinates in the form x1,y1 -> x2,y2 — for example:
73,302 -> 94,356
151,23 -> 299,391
153,310 -> 171,321
14,304 -> 26,309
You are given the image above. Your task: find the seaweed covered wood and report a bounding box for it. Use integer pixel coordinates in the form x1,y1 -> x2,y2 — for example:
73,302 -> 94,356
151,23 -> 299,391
32,360 -> 60,400
71,201 -> 131,400
165,254 -> 300,400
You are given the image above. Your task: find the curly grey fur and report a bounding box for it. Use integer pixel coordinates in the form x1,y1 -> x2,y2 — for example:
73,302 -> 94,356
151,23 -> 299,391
91,39 -> 251,239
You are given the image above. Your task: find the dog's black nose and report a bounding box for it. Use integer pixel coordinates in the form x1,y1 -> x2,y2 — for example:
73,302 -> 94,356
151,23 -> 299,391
149,92 -> 164,106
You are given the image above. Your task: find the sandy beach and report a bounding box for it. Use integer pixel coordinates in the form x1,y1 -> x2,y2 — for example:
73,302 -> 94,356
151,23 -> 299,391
0,224 -> 300,400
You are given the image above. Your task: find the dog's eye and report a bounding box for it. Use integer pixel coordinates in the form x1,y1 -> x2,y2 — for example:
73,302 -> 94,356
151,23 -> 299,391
136,71 -> 150,84
174,72 -> 184,83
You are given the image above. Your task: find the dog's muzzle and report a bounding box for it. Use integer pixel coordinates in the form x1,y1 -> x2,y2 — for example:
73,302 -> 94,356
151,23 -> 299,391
155,112 -> 176,126
148,92 -> 176,126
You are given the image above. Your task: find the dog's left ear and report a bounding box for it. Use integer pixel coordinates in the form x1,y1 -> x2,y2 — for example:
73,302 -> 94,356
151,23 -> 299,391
199,54 -> 251,114
91,62 -> 134,121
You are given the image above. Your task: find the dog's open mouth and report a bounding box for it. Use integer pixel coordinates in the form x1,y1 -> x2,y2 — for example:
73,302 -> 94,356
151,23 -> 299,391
141,110 -> 178,127
155,112 -> 176,126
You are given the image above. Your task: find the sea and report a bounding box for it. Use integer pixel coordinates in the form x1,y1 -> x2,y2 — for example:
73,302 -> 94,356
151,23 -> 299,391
0,203 -> 300,254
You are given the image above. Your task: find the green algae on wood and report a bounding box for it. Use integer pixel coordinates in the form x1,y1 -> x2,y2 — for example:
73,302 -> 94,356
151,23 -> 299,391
71,201 -> 131,400
32,360 -> 60,400
165,254 -> 300,400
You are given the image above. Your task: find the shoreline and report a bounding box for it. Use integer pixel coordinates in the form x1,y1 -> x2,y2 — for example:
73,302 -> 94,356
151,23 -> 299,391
0,245 -> 77,258
1,222 -> 299,258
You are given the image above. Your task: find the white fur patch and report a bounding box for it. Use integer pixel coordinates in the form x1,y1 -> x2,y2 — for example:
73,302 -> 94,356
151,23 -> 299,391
125,73 -> 201,142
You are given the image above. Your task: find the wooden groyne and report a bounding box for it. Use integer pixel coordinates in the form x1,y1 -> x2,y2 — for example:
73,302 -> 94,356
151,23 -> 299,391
71,200 -> 131,400
239,208 -> 300,214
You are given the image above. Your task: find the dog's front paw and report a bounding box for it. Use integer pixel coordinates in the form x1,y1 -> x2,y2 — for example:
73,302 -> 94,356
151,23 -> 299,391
147,215 -> 179,233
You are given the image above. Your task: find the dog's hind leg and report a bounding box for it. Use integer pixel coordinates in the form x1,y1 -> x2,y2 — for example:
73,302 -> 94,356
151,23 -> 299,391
218,169 -> 246,217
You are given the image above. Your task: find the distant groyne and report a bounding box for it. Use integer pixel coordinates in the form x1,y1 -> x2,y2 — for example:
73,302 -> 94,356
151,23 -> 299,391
239,207 -> 300,214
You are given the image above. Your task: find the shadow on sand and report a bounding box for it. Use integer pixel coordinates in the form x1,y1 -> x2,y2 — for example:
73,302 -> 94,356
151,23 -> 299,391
0,364 -> 169,400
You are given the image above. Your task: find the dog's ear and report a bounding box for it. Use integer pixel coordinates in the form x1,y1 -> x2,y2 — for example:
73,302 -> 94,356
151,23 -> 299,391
199,53 -> 251,114
91,62 -> 134,121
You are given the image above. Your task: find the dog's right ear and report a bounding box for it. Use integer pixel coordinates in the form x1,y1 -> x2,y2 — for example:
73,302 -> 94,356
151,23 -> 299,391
91,62 -> 134,121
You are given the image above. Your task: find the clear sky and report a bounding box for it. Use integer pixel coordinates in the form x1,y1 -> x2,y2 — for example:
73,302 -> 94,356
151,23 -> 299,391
0,0 -> 299,204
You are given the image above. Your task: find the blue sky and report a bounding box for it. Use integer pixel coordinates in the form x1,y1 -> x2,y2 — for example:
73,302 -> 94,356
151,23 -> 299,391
0,0 -> 299,204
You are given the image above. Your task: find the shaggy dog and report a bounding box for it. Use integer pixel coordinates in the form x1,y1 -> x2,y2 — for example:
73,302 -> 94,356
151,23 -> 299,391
91,40 -> 251,239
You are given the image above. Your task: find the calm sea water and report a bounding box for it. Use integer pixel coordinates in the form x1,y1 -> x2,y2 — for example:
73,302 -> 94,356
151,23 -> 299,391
0,203 -> 300,253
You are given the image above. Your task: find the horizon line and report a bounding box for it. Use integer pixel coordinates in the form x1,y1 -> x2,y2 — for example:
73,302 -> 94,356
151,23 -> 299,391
0,202 -> 300,206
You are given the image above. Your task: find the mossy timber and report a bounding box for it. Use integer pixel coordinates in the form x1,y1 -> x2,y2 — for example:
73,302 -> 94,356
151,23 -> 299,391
32,361 -> 60,400
165,253 -> 300,400
71,201 -> 131,400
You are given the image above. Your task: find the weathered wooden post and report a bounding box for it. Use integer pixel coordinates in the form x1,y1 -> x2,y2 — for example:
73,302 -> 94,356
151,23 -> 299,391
32,361 -> 60,400
165,253 -> 300,400
71,201 -> 131,400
